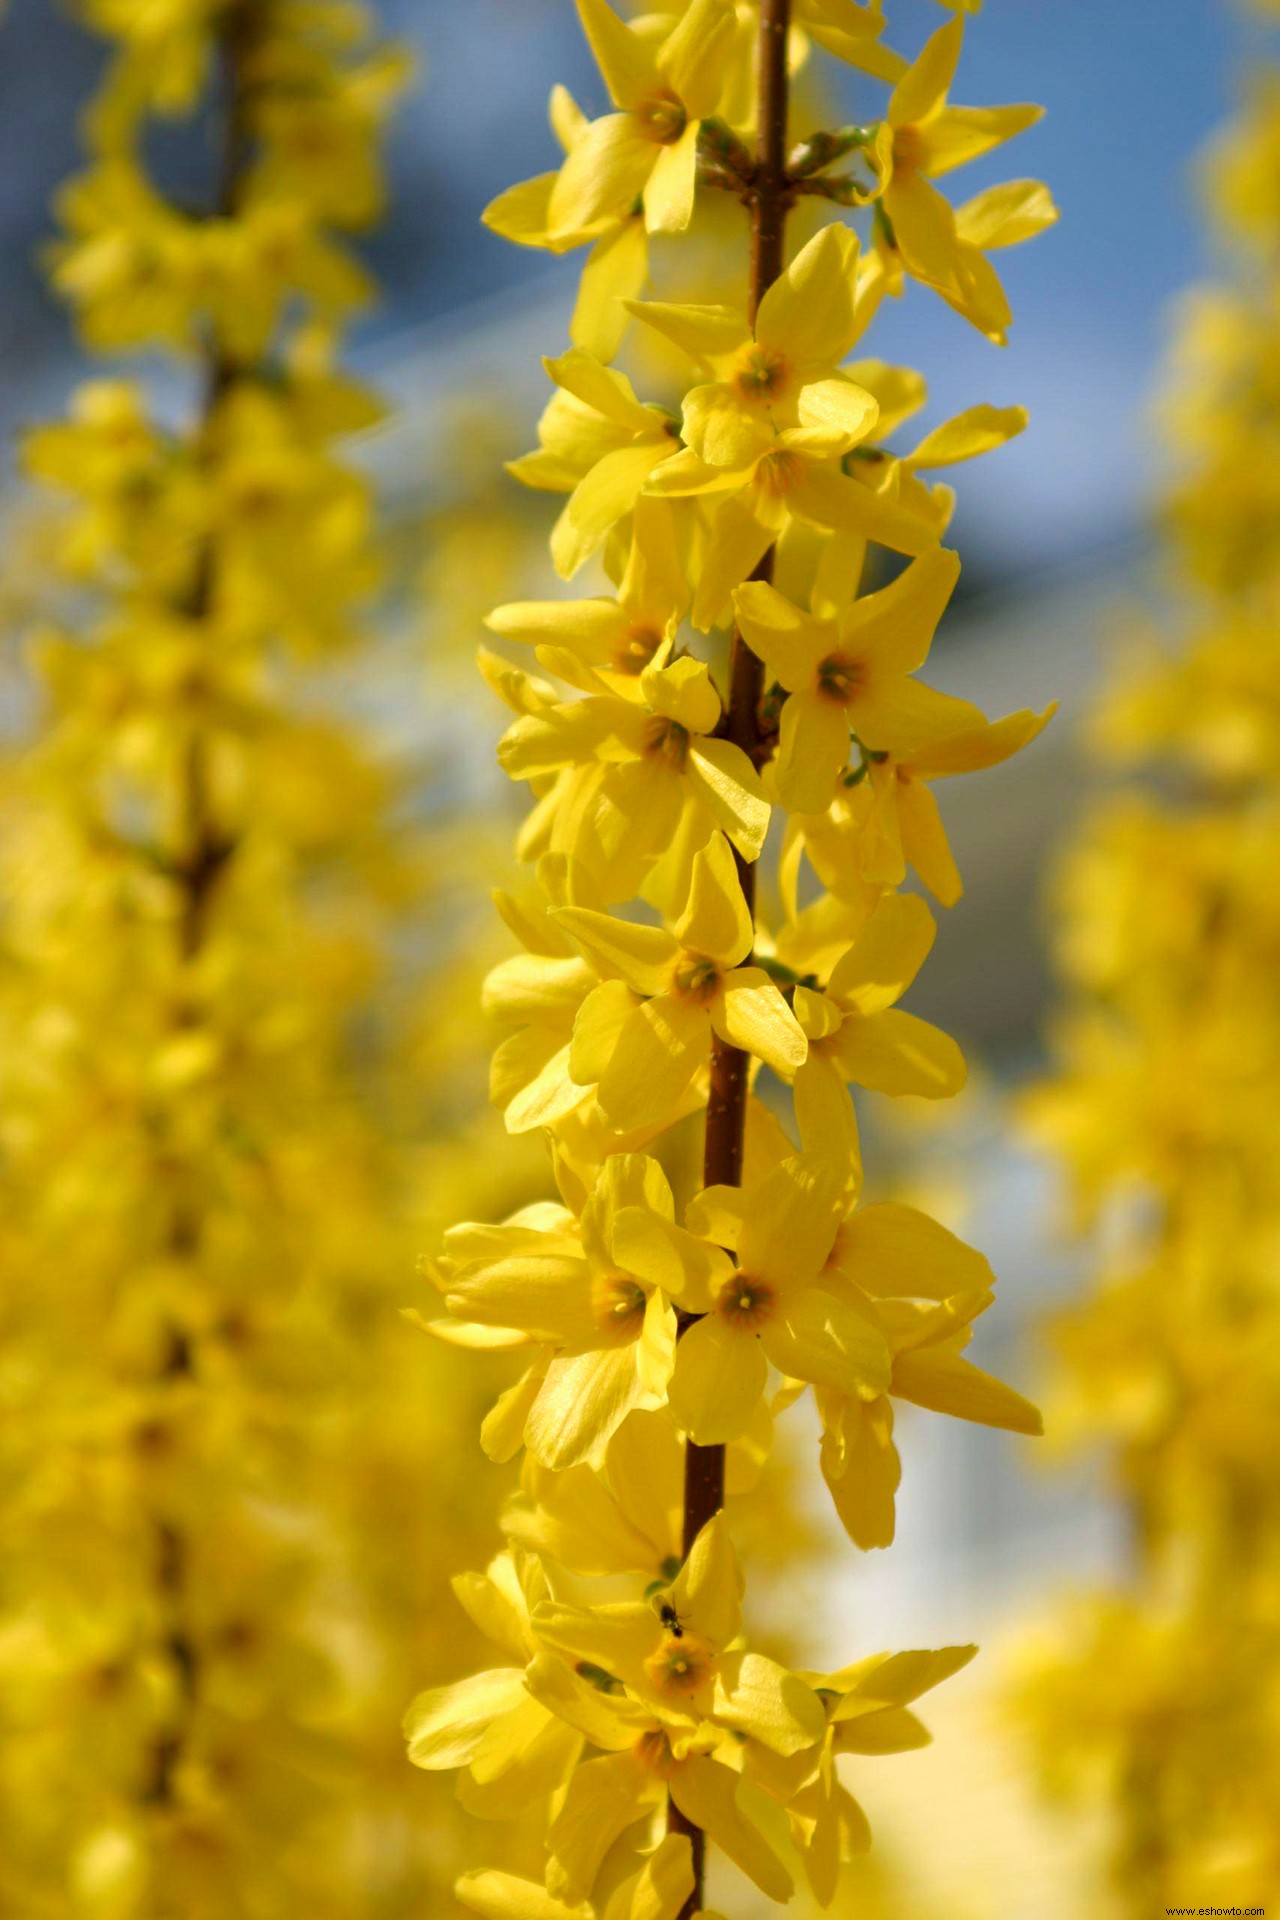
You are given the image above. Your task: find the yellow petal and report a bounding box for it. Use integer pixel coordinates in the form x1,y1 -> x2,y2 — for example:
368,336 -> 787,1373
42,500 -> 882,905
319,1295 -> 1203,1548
550,112 -> 656,237
668,1757 -> 793,1903
833,1201 -> 993,1301
556,908 -> 675,995
755,222 -> 862,366
838,545 -> 960,677
762,1286 -> 892,1397
888,14 -> 963,128
834,1007 -> 966,1099
482,172 -> 559,249
673,1511 -> 743,1645
668,1309 -> 767,1443
573,218 -> 650,360
739,1155 -> 846,1287
907,701 -> 1056,776
819,1391 -> 899,1549
525,1651 -> 650,1751
597,995 -> 708,1129
777,690 -> 850,814
403,1669 -> 527,1770
644,121 -> 700,234
891,1348 -> 1043,1433
828,891 -> 936,1014
683,380 -> 775,469
956,177 -> 1059,250
713,1650 -> 827,1754
897,775 -> 962,906
554,441 -> 674,577
675,830 -> 754,965
714,967 -> 808,1075
547,1750 -> 657,1905
908,404 -> 1027,470
920,102 -> 1043,178
526,1346 -> 651,1469
686,738 -> 770,862
796,374 -> 880,448
577,0 -> 660,111
659,0 -> 735,117
457,1869 -> 588,1920
571,978 -> 641,1085
602,1833 -> 695,1920
689,491 -> 775,630
625,298 -> 748,370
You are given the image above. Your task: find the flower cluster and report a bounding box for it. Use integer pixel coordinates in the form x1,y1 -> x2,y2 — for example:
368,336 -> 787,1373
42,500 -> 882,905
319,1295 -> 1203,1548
1016,11 -> 1280,1908
412,3 -> 1054,1911
0,5 -> 502,1914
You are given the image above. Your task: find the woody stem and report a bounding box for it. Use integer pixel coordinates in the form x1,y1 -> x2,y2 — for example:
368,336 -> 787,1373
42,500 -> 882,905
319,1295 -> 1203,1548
668,2 -> 793,1910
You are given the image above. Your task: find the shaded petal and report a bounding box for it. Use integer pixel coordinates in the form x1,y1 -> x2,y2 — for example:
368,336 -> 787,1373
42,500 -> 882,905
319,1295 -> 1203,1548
667,1310 -> 767,1444
556,908 -> 675,995
776,689 -> 849,814
668,1757 -> 793,1903
674,830 -> 754,964
738,1155 -> 846,1286
755,222 -> 862,365
643,121 -> 699,234
597,995 -> 709,1130
547,1750 -> 657,1904
687,738 -> 770,861
829,891 -> 937,1014
550,112 -> 655,236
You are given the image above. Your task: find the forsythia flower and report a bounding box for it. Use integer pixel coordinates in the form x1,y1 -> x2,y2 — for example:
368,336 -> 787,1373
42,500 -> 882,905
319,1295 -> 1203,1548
417,2 -> 1054,1912
1014,9 -> 1280,1909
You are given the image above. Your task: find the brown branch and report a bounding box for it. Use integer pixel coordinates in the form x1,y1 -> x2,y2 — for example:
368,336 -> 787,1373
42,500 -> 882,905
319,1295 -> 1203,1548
147,1 -> 258,1810
668,4 -> 793,1912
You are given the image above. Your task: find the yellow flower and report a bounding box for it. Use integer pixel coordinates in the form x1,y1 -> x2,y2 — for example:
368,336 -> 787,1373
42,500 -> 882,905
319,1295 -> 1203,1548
529,1515 -> 822,1903
555,833 -> 807,1130
628,223 -> 879,471
655,1156 -> 892,1444
457,1832 -> 695,1920
788,893 -> 967,1153
483,84 -> 651,363
509,351 -> 681,578
876,16 -> 1042,308
442,1155 -> 710,1468
496,649 -> 770,906
404,1549 -> 583,1818
550,0 -> 736,240
486,496 -> 688,691
733,547 -> 969,812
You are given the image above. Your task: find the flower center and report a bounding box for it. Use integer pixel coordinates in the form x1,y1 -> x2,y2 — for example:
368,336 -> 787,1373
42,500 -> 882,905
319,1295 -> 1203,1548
816,652 -> 866,705
636,91 -> 688,145
671,953 -> 722,1005
592,1273 -> 648,1341
893,124 -> 926,173
716,1272 -> 776,1329
645,1630 -> 718,1701
757,448 -> 803,497
633,1729 -> 675,1777
733,345 -> 790,404
616,622 -> 662,673
642,714 -> 691,769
